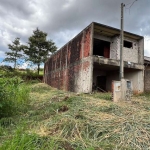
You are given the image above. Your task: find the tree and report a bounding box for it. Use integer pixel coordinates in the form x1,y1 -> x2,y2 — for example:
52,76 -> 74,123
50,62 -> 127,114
4,38 -> 23,69
23,28 -> 57,74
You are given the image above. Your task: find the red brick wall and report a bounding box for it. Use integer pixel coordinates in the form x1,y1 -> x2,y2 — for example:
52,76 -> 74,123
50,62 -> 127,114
44,24 -> 92,92
84,27 -> 91,57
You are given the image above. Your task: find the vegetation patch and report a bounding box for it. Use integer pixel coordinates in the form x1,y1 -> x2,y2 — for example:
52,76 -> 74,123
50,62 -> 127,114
58,105 -> 69,113
0,77 -> 30,118
0,131 -> 59,150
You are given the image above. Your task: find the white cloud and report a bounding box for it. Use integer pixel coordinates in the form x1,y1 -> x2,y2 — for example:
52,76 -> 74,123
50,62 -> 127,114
0,0 -> 150,60
144,35 -> 150,56
18,62 -> 29,69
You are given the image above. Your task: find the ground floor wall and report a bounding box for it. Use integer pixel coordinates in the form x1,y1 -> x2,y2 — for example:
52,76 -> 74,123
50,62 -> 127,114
124,70 -> 144,94
93,68 -> 144,93
144,66 -> 150,92
44,57 -> 93,93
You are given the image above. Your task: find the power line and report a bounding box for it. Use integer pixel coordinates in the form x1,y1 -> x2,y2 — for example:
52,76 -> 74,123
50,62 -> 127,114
125,0 -> 138,14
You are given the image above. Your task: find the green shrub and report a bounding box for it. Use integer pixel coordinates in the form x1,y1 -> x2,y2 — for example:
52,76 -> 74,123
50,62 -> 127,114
0,67 -> 43,82
0,77 -> 30,118
0,65 -> 13,72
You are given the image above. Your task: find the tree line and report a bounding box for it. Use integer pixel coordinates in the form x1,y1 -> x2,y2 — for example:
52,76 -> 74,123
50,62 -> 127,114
3,28 -> 57,74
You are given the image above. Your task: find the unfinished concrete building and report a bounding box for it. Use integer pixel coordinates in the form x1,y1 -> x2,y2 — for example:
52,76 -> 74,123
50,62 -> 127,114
44,22 -> 144,94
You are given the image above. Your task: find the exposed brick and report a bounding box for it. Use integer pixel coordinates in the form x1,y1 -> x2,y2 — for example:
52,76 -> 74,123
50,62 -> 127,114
44,24 -> 92,93
84,27 -> 91,57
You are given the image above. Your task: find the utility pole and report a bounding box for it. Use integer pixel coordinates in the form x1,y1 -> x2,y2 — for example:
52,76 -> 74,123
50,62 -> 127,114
120,3 -> 125,80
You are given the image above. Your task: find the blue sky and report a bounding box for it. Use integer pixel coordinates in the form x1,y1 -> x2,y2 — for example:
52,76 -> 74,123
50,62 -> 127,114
0,58 -> 3,62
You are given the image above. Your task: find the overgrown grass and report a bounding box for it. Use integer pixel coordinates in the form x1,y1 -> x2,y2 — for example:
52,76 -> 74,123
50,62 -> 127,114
89,92 -> 112,100
0,77 -> 30,118
0,83 -> 150,149
0,130 -> 58,150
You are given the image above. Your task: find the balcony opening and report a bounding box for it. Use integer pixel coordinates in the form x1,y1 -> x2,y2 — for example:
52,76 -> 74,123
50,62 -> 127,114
93,38 -> 110,58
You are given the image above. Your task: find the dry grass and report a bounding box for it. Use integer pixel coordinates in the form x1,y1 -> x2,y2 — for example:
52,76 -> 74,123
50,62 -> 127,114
0,83 -> 150,150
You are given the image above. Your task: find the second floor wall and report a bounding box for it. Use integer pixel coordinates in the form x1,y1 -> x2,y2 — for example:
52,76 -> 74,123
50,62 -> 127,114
93,32 -> 144,64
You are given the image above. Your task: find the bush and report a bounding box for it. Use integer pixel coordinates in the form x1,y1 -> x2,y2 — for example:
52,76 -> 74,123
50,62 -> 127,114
0,77 -> 30,118
21,71 -> 43,81
0,65 -> 13,71
0,67 -> 43,83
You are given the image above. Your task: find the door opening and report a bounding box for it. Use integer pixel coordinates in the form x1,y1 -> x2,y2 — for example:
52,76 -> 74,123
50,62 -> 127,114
96,76 -> 106,92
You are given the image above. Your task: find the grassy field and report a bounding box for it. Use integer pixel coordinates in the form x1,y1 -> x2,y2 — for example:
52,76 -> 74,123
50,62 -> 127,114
0,83 -> 150,150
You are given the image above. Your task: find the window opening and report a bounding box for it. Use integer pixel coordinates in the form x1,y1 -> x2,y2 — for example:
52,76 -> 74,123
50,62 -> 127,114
124,40 -> 132,48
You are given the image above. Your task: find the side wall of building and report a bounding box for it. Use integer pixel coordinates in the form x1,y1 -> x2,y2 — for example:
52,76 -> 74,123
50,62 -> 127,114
44,24 -> 93,93
144,66 -> 150,92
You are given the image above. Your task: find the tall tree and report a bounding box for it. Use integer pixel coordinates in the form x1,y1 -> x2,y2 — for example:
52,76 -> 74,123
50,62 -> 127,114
4,38 -> 23,69
23,28 -> 57,74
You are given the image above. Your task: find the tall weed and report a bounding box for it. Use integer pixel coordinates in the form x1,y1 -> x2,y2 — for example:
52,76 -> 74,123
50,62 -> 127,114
0,130 -> 58,150
0,77 -> 30,118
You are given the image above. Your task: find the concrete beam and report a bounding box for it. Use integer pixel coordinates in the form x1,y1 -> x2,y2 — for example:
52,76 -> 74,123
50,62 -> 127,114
93,56 -> 144,70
